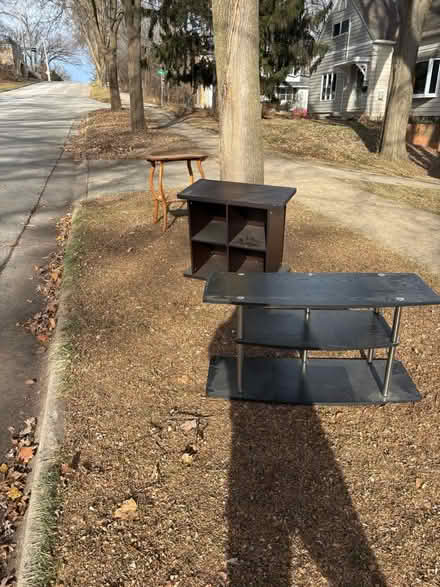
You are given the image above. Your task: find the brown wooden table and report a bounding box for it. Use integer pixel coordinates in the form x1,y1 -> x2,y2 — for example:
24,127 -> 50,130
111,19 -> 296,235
146,153 -> 208,231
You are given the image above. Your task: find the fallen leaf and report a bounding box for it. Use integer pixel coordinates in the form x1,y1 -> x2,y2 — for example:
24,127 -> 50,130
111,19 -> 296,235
19,446 -> 34,463
180,419 -> 197,433
181,453 -> 193,465
0,463 -> 8,474
37,334 -> 49,344
25,378 -> 37,385
7,486 -> 22,500
49,318 -> 56,329
113,498 -> 138,520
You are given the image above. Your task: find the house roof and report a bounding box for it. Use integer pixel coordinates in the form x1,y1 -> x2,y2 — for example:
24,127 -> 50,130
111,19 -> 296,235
354,0 -> 440,41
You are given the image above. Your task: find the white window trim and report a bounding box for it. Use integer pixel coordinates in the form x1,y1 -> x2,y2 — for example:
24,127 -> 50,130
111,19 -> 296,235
414,58 -> 440,98
321,73 -> 337,101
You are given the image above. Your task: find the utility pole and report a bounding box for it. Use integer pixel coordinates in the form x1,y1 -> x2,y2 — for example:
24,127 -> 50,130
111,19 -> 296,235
42,39 -> 51,82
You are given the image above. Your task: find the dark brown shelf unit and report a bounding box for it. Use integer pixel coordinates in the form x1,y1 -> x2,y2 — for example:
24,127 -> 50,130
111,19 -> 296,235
179,179 -> 296,280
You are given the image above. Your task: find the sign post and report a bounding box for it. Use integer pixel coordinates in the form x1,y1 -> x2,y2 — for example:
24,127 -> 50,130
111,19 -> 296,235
157,68 -> 167,107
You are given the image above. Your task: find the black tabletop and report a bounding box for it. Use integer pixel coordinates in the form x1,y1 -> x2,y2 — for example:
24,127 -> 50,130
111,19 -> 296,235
178,179 -> 296,208
203,272 -> 440,308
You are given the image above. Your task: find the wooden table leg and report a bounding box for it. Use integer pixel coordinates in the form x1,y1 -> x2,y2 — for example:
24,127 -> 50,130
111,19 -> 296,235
196,158 -> 205,179
186,159 -> 194,184
149,162 -> 159,224
159,161 -> 168,232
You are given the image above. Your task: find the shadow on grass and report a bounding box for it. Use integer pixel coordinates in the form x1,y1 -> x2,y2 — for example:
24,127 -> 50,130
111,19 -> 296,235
209,309 -> 387,587
407,144 -> 440,179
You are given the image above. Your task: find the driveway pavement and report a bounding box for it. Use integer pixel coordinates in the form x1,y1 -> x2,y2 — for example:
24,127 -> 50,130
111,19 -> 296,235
0,82 -> 102,456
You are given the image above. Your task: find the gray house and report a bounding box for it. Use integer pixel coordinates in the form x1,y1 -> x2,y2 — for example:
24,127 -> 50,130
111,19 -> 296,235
309,0 -> 440,120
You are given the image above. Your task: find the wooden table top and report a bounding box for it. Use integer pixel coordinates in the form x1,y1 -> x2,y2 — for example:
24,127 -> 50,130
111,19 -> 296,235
146,153 -> 209,163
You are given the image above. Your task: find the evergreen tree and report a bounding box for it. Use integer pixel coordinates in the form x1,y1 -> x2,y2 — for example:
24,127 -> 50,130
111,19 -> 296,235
147,0 -> 327,99
260,0 -> 328,99
147,0 -> 214,91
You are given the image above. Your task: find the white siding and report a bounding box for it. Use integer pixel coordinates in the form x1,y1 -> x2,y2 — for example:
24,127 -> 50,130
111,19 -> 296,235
366,44 -> 394,120
309,0 -> 373,115
411,40 -> 440,117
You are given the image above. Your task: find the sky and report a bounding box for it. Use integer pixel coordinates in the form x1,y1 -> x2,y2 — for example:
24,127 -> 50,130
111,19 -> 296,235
63,53 -> 94,83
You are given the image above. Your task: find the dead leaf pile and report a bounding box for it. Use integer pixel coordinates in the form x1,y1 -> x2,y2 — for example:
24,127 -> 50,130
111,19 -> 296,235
64,109 -> 194,160
0,418 -> 37,584
21,214 -> 72,346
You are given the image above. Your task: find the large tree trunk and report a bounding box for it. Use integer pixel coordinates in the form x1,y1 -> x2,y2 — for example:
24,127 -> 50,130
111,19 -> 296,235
212,0 -> 263,183
106,31 -> 122,111
380,0 -> 432,160
124,0 -> 146,131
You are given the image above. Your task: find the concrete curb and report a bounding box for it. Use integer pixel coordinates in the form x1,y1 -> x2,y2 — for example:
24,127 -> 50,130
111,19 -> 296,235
16,203 -> 82,586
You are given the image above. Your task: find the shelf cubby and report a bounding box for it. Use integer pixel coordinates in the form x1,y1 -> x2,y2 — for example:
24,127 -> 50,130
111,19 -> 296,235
190,201 -> 227,245
228,206 -> 267,251
187,243 -> 228,280
229,248 -> 265,273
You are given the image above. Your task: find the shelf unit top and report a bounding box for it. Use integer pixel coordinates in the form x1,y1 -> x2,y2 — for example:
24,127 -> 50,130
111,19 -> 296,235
204,272 -> 440,308
178,179 -> 296,208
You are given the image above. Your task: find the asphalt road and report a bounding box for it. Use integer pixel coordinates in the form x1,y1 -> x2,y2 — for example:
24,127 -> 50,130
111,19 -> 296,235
0,82 -> 101,457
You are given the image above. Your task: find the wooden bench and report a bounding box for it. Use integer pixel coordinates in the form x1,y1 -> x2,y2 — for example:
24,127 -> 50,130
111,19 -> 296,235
146,153 -> 208,232
203,271 -> 440,405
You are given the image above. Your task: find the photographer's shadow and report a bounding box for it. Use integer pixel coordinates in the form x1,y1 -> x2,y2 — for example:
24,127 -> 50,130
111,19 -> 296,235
209,309 -> 387,587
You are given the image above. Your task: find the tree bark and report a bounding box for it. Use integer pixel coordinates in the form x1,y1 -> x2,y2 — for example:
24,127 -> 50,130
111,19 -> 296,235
380,0 -> 432,160
123,0 -> 145,131
106,31 -> 122,111
212,0 -> 263,183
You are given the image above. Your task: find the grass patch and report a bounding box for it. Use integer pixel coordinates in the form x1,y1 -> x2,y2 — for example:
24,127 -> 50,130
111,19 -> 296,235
349,180 -> 440,215
0,80 -> 37,92
55,192 -> 440,586
89,83 -> 110,103
185,110 -> 439,179
21,468 -> 61,587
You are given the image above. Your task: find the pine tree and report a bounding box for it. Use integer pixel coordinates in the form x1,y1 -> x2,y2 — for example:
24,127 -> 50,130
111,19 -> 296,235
147,0 -> 214,91
147,0 -> 328,99
259,0 -> 328,100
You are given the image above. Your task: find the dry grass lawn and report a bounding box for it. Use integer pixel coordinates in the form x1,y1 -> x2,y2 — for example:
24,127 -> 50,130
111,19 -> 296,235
185,110 -> 439,180
55,193 -> 440,587
64,109 -> 194,160
349,180 -> 440,215
0,81 -> 36,92
89,83 -> 111,103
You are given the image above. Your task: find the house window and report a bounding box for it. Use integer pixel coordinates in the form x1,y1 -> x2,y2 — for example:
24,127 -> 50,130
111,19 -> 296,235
321,73 -> 337,101
277,85 -> 297,105
414,58 -> 440,97
333,19 -> 350,37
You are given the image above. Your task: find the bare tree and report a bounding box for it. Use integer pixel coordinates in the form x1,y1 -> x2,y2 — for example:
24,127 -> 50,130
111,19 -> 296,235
122,0 -> 145,130
1,0 -> 81,71
212,0 -> 263,183
71,0 -> 123,111
380,0 -> 433,160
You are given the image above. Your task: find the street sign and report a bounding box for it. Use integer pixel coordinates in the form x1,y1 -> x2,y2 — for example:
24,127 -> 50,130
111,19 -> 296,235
157,68 -> 167,76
